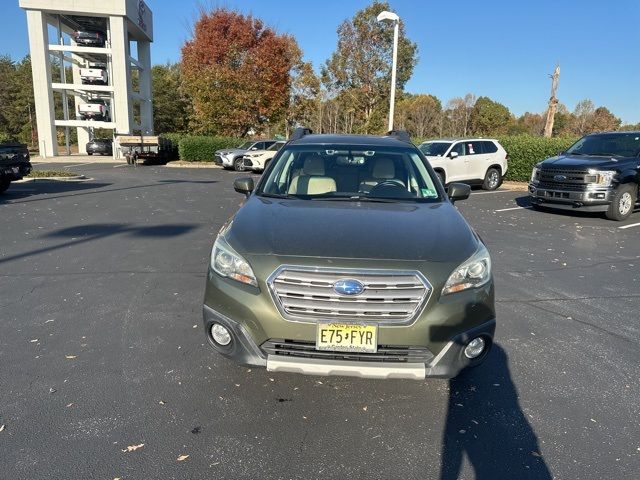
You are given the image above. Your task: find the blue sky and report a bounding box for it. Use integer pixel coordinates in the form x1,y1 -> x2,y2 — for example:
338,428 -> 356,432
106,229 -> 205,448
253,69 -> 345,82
4,0 -> 640,123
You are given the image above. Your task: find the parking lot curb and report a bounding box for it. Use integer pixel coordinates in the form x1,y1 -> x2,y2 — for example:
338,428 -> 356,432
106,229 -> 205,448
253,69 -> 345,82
16,175 -> 90,183
165,161 -> 222,169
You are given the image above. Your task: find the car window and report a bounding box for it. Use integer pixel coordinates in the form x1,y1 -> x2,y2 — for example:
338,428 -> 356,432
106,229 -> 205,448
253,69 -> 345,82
238,142 -> 253,149
567,133 -> 640,157
267,142 -> 285,151
466,142 -> 482,155
258,144 -> 441,202
451,142 -> 466,156
264,141 -> 276,149
482,141 -> 498,154
419,142 -> 451,156
253,142 -> 264,150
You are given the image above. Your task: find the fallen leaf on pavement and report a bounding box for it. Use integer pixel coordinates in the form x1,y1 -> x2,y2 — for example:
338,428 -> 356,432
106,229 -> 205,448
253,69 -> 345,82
30,339 -> 38,343
66,403 -> 74,408
65,355 -> 77,359
122,443 -> 144,453
362,406 -> 368,411
0,424 -> 5,432
158,400 -> 165,405
177,454 -> 189,462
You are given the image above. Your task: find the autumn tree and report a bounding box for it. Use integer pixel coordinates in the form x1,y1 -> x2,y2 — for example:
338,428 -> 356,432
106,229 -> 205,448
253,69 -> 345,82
321,1 -> 417,134
151,63 -> 190,134
444,94 -> 476,136
587,107 -> 621,132
396,93 -> 441,139
181,8 -> 300,137
572,99 -> 595,135
470,96 -> 513,135
285,53 -> 321,136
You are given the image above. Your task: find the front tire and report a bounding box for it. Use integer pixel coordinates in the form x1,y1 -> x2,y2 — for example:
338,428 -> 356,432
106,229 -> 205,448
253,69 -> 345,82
234,157 -> 246,172
87,152 -> 93,156
482,168 -> 501,191
606,184 -> 636,221
0,178 -> 10,193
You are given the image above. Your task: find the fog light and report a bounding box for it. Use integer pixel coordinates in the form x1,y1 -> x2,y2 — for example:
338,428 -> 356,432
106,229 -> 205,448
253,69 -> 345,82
211,323 -> 231,346
464,337 -> 485,359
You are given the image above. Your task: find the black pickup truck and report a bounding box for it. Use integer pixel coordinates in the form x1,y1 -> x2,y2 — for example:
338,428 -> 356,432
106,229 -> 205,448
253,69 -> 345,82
529,132 -> 640,221
0,142 -> 31,193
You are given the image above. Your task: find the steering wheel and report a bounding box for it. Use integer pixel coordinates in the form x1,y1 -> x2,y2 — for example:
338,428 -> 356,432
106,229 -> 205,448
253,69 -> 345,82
369,179 -> 411,197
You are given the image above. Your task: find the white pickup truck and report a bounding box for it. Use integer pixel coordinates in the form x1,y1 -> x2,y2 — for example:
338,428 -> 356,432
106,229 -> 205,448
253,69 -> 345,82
77,99 -> 111,122
80,63 -> 108,85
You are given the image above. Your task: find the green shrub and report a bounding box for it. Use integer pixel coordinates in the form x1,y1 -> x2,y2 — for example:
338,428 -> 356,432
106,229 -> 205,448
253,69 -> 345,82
177,136 -> 242,162
496,135 -> 578,181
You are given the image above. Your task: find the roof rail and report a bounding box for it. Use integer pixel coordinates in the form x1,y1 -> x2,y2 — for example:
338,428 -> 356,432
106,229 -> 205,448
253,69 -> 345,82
386,130 -> 412,143
289,127 -> 313,141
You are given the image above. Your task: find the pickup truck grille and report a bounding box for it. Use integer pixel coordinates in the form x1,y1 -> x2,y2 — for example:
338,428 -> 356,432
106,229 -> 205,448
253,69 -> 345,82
262,339 -> 434,363
268,267 -> 431,324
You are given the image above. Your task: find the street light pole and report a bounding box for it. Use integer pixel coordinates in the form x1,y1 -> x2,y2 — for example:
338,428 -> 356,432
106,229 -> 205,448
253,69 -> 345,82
377,11 -> 400,131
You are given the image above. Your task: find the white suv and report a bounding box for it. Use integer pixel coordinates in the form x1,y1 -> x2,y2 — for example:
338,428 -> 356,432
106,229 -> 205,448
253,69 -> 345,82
419,139 -> 508,190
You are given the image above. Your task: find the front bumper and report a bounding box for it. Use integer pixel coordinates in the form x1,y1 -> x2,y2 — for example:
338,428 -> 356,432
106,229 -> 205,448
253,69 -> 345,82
529,183 -> 612,212
2,162 -> 31,180
214,154 -> 233,167
203,304 -> 495,379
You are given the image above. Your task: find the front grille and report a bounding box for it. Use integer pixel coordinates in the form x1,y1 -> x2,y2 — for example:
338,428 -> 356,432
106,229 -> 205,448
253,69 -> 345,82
214,155 -> 223,165
243,158 -> 254,167
268,267 -> 431,324
262,339 -> 434,363
537,168 -> 589,186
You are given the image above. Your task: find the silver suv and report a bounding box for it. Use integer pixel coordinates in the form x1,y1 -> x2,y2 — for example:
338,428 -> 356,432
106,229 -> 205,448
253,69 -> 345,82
214,140 -> 277,171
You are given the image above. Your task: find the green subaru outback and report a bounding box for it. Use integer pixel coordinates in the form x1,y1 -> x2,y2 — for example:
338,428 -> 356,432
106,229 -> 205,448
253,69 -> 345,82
203,129 -> 495,379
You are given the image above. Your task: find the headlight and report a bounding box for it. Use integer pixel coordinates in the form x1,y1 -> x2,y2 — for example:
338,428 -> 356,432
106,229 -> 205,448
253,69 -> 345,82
211,236 -> 258,287
530,167 -> 539,183
586,169 -> 615,186
442,244 -> 492,295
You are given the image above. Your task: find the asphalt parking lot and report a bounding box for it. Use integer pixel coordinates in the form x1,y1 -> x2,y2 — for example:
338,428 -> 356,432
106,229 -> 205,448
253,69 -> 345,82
1,161 -> 638,480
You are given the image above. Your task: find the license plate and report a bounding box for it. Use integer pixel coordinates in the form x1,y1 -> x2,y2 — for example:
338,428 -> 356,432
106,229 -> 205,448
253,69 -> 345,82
316,323 -> 377,353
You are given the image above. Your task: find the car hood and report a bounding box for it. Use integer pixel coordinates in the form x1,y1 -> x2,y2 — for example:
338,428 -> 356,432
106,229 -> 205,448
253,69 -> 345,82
224,197 -> 479,262
216,148 -> 246,155
540,154 -> 622,169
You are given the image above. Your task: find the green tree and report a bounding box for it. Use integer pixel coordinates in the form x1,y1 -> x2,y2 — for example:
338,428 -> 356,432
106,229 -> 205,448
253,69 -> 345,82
151,63 -> 190,134
321,1 -> 418,134
285,51 -> 321,136
181,8 -> 300,137
0,55 -> 35,144
470,96 -> 512,135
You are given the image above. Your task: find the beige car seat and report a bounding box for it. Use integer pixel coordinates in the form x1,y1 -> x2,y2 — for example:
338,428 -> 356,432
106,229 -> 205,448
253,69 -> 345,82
288,155 -> 337,195
359,157 -> 396,193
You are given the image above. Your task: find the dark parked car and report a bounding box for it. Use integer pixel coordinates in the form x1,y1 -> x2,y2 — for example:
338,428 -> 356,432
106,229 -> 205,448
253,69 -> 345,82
0,142 -> 31,193
73,31 -> 106,47
86,138 -> 113,156
529,131 -> 640,220
202,128 -> 495,380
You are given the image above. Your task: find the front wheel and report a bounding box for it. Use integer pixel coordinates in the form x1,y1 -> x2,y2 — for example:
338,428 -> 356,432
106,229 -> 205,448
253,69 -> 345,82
234,158 -> 246,172
87,152 -> 93,156
606,184 -> 637,221
0,178 -> 11,194
482,168 -> 501,191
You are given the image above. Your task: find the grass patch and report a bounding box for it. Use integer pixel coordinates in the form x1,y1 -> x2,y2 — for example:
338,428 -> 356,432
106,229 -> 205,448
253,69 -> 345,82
27,170 -> 78,178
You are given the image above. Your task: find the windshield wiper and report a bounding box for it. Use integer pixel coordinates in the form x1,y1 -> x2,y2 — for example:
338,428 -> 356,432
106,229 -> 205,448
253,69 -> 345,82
259,192 -> 297,199
309,195 -> 404,203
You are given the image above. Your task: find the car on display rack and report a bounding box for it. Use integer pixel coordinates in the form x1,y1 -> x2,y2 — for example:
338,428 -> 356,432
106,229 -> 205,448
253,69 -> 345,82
529,131 -> 640,221
202,128 -> 495,380
214,140 -> 278,171
73,30 -> 106,47
419,138 -> 508,190
77,98 -> 110,122
242,141 -> 286,173
0,142 -> 32,194
86,138 -> 113,156
80,62 -> 108,85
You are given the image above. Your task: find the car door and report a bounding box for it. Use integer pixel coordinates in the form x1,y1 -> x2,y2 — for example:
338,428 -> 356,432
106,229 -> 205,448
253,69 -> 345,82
465,141 -> 489,180
446,142 -> 468,182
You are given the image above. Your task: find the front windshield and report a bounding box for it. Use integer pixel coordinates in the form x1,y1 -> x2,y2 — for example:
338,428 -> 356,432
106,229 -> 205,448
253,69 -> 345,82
566,133 -> 640,157
238,142 -> 253,150
258,144 -> 441,202
419,142 -> 452,157
267,142 -> 284,151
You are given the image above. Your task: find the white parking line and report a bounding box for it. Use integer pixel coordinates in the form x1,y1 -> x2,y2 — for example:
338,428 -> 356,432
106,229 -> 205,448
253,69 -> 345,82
494,206 -> 533,212
472,189 -> 513,195
63,163 -> 92,168
619,222 -> 640,230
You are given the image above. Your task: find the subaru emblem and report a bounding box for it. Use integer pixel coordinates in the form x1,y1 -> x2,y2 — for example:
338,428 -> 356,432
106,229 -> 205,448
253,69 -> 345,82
333,279 -> 365,296
553,174 -> 567,182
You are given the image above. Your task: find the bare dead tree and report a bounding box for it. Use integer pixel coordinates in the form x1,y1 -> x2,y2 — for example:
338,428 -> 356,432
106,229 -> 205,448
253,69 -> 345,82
543,65 -> 560,137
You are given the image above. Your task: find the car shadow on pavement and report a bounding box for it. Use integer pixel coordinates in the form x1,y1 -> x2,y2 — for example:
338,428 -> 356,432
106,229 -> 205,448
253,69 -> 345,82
0,223 -> 198,266
440,344 -> 552,480
0,181 -> 111,202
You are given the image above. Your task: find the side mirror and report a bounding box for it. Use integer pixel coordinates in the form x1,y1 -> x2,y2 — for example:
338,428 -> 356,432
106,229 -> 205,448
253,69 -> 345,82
449,151 -> 459,159
447,182 -> 471,203
234,177 -> 254,197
